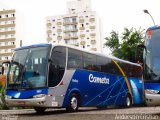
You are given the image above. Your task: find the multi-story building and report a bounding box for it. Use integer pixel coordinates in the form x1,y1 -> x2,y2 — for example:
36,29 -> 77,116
46,0 -> 102,51
0,9 -> 23,64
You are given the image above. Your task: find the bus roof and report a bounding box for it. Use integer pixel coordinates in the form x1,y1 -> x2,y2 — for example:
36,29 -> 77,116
15,43 -> 51,51
147,25 -> 160,31
15,43 -> 141,67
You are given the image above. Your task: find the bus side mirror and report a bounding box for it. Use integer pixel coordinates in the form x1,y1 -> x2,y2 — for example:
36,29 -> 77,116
135,45 -> 146,64
1,61 -> 10,75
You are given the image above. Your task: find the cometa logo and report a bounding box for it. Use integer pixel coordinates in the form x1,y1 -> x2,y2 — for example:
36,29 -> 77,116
89,74 -> 109,84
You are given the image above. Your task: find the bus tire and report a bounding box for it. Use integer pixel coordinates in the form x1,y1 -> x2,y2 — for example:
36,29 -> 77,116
125,94 -> 132,107
34,107 -> 46,114
66,93 -> 79,112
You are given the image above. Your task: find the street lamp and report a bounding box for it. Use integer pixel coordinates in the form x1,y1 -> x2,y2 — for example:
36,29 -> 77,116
143,9 -> 155,25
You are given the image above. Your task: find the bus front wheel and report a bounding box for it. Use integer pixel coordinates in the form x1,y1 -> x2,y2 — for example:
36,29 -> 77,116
66,93 -> 79,112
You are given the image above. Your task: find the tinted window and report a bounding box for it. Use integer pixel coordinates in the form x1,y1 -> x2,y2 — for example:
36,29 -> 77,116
83,53 -> 97,71
120,62 -> 142,78
97,56 -> 122,75
68,48 -> 83,69
48,46 -> 66,87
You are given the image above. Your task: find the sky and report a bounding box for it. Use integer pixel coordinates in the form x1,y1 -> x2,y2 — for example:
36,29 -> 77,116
0,0 -> 159,50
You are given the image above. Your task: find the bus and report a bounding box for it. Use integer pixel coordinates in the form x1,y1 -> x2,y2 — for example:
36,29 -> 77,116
4,44 -> 144,113
138,25 -> 160,106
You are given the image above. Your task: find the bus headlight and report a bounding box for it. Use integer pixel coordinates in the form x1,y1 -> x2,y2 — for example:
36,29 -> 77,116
33,94 -> 46,98
145,89 -> 159,94
5,95 -> 12,99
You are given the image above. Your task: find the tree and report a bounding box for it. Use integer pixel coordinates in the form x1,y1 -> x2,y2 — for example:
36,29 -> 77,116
104,27 -> 145,62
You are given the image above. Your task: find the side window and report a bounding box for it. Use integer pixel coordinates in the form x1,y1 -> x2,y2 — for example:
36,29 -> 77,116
97,56 -> 122,75
97,56 -> 112,73
68,48 -> 83,69
48,47 -> 66,87
121,63 -> 142,78
83,53 -> 96,71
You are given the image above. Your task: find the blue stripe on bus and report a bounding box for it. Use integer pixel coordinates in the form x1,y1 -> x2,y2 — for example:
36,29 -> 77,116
145,83 -> 160,90
6,88 -> 48,99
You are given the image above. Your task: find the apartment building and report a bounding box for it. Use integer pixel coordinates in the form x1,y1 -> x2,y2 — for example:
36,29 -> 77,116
46,0 -> 102,52
0,9 -> 23,64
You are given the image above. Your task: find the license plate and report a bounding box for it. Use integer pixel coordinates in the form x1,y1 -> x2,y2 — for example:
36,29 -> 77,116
17,101 -> 25,105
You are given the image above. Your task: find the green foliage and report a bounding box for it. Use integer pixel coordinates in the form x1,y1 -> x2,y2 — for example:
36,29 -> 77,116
104,27 -> 145,62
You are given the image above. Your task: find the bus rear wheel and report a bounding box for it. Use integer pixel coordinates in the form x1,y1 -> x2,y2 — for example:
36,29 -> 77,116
125,95 -> 132,107
34,107 -> 46,114
66,93 -> 79,112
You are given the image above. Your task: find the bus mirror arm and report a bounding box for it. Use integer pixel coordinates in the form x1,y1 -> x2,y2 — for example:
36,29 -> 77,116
135,44 -> 146,64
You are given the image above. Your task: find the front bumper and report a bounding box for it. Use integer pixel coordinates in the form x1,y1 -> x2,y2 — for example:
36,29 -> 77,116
5,96 -> 59,108
145,93 -> 160,106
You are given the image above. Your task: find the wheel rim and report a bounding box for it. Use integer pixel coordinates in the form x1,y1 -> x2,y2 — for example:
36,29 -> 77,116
71,97 -> 78,110
126,97 -> 131,107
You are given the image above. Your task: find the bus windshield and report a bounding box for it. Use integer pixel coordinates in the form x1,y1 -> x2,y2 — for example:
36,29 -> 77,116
144,28 -> 160,81
7,46 -> 50,89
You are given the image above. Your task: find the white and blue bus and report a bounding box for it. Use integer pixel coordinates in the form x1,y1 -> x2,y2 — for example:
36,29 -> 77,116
4,44 -> 144,113
137,25 -> 160,105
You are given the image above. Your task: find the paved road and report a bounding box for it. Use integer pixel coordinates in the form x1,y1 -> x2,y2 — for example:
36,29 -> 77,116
0,106 -> 160,120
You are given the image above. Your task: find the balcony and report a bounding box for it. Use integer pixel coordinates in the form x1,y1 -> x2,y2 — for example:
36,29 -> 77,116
0,45 -> 16,49
64,36 -> 70,40
80,34 -> 85,38
47,30 -> 52,34
0,23 -> 16,28
57,22 -> 62,25
47,23 -> 51,26
0,9 -> 15,14
47,37 -> 52,41
89,18 -> 95,22
79,27 -> 85,30
74,43 -> 79,46
57,29 -> 62,32
79,19 -> 84,23
0,31 -> 16,35
0,17 -> 16,22
90,40 -> 96,44
63,29 -> 78,33
71,36 -> 78,39
0,38 -> 15,42
90,26 -> 96,29
80,41 -> 86,45
70,29 -> 78,32
91,48 -> 97,51
57,36 -> 62,40
63,21 -> 77,25
90,33 -> 96,36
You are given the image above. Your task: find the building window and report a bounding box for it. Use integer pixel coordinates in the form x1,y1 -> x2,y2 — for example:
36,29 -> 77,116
12,14 -> 15,17
5,57 -> 8,60
11,21 -> 15,24
6,14 -> 8,18
5,35 -> 8,38
86,23 -> 89,25
82,24 -> 84,27
11,42 -> 15,45
5,42 -> 8,45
